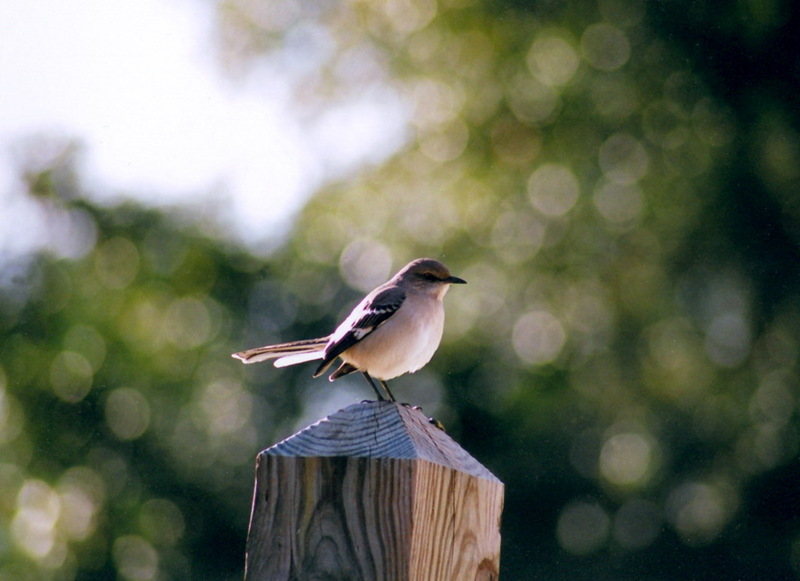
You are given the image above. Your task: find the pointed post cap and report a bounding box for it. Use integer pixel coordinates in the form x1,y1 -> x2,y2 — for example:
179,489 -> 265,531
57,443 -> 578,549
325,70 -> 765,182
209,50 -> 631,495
262,400 -> 499,482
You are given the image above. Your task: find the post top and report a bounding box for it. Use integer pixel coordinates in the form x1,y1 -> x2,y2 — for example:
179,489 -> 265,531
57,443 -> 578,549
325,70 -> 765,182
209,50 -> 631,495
262,401 -> 500,482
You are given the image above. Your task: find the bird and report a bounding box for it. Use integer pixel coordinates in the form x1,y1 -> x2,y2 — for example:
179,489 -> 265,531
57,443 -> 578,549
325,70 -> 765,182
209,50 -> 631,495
232,258 -> 466,402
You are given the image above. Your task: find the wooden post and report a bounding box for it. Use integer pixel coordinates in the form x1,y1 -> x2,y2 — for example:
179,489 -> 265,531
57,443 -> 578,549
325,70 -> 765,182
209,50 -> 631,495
245,401 -> 504,581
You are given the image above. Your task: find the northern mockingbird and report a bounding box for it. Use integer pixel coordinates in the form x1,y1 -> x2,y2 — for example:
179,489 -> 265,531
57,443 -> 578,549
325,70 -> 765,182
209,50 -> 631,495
232,258 -> 466,402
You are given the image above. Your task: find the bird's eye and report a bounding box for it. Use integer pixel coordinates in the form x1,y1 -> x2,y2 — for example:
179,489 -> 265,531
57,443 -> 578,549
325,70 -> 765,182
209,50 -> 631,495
418,272 -> 439,282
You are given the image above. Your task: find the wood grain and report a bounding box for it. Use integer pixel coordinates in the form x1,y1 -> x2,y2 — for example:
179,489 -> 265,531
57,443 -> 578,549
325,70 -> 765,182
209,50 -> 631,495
245,401 -> 503,581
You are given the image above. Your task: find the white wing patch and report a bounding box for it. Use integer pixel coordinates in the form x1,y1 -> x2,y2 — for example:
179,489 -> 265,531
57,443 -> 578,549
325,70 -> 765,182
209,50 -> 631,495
352,326 -> 373,339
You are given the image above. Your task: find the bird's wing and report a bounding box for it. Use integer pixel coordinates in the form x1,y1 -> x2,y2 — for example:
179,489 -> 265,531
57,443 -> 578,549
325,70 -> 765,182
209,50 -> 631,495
313,286 -> 406,377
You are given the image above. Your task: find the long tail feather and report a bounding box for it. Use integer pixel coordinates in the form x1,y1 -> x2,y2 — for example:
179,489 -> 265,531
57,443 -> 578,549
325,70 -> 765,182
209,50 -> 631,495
232,337 -> 328,364
274,351 -> 325,368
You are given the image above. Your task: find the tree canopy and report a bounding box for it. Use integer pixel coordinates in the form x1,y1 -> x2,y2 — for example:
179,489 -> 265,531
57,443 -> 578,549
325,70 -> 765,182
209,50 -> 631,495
2,0 -> 799,579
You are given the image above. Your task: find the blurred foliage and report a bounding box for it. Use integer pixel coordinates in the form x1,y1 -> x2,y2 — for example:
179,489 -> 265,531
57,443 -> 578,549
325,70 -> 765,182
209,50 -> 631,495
3,0 -> 800,579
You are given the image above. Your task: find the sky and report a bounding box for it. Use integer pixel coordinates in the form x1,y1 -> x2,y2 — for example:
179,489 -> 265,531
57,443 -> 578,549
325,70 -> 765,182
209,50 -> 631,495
0,0 -> 406,253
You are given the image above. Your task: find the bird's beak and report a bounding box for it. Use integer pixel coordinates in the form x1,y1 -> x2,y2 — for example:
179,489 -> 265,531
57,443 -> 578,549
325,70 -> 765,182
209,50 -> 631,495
446,276 -> 467,284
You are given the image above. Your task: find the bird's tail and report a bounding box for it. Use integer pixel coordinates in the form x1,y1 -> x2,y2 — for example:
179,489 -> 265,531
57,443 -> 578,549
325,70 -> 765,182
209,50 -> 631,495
232,337 -> 329,366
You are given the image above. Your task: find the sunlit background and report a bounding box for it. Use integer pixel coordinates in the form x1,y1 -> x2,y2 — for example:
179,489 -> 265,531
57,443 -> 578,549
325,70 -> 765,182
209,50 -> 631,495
1,0 -> 407,252
2,0 -> 800,579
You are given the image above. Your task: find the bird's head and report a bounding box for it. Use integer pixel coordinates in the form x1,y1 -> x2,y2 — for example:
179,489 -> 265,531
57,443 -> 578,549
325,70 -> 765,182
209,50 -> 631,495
398,258 -> 466,298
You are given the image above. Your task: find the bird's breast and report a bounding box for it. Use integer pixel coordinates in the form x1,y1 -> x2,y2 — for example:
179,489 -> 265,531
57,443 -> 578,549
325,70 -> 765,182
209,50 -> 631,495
341,298 -> 445,380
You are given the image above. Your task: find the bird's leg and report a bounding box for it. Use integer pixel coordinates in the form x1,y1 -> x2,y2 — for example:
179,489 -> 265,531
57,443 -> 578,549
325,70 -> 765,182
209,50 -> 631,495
360,372 -> 386,401
378,379 -> 397,403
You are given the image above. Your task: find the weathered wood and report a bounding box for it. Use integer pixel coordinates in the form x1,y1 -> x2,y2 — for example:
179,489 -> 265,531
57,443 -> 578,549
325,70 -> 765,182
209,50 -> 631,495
245,401 -> 504,581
